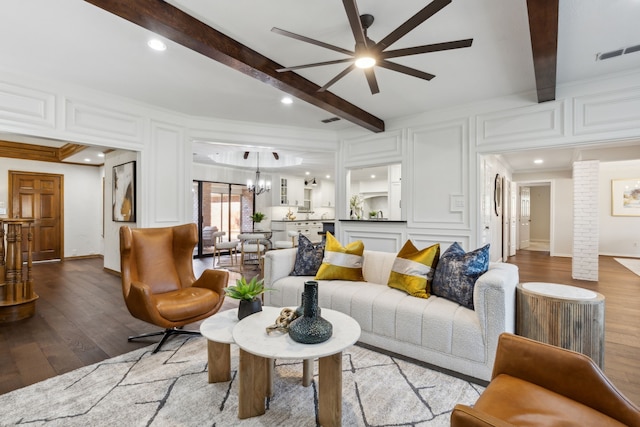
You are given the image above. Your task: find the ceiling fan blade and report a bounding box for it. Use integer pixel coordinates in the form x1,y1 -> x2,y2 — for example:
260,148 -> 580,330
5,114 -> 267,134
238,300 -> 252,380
382,39 -> 473,59
364,67 -> 380,95
276,58 -> 354,72
271,27 -> 353,56
342,0 -> 367,49
376,0 -> 452,51
378,60 -> 436,81
318,64 -> 356,92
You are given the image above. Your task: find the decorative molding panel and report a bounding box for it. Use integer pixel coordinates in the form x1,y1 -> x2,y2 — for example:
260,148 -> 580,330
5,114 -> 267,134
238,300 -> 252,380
151,123 -> 185,223
0,82 -> 55,129
574,87 -> 640,135
407,233 -> 470,251
65,99 -> 144,144
408,120 -> 469,229
343,130 -> 403,168
341,229 -> 403,253
476,101 -> 564,146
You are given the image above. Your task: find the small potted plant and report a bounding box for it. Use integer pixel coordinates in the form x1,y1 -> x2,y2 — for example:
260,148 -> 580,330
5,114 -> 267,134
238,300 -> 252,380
251,211 -> 266,230
369,210 -> 378,219
224,276 -> 272,320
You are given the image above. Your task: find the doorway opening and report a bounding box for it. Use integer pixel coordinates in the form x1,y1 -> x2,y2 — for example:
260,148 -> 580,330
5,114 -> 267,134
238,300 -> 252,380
517,182 -> 551,253
192,181 -> 253,257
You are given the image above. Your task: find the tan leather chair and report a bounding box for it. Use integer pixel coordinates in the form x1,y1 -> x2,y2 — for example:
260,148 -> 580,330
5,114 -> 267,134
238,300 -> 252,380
451,333 -> 640,427
120,224 -> 228,353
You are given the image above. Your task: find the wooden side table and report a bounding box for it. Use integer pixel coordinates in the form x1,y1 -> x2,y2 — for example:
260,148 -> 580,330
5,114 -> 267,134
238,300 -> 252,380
517,282 -> 605,368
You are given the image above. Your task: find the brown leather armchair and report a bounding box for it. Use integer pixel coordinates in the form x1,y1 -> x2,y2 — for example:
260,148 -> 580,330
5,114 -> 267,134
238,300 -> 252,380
120,224 -> 228,353
451,333 -> 640,427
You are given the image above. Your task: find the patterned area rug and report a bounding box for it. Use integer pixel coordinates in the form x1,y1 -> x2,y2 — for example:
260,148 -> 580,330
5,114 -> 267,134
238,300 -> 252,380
615,257 -> 640,277
0,336 -> 483,426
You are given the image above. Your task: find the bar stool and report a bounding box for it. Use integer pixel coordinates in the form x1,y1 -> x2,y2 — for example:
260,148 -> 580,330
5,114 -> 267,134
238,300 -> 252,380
212,231 -> 239,267
273,230 -> 298,249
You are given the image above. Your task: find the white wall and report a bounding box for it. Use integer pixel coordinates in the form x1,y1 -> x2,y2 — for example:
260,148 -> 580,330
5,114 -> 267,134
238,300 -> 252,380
2,68 -> 640,273
599,160 -> 640,257
0,157 -> 103,258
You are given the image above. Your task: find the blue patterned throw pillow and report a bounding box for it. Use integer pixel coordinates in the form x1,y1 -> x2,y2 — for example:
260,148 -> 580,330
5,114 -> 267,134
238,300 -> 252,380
291,234 -> 325,276
431,242 -> 490,309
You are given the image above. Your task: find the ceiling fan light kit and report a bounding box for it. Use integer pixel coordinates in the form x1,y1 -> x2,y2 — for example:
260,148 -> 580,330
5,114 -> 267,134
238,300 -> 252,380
272,0 -> 473,95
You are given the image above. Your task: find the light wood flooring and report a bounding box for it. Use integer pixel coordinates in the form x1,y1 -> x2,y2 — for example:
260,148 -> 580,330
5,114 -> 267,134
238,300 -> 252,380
1,251 -> 639,405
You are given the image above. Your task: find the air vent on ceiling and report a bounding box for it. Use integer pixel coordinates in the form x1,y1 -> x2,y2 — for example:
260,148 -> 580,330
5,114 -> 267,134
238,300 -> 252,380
596,44 -> 640,61
321,117 -> 341,123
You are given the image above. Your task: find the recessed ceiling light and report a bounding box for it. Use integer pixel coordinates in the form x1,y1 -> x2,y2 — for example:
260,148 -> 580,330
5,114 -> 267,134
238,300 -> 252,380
84,158 -> 92,162
98,153 -> 105,157
147,39 -> 167,51
534,159 -> 544,164
371,174 -> 376,179
281,97 -> 293,104
305,171 -> 310,175
326,174 -> 331,179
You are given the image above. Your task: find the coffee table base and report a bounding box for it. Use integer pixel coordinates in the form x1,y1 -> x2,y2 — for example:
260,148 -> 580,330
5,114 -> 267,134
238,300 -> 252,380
207,341 -> 231,383
238,351 -> 344,426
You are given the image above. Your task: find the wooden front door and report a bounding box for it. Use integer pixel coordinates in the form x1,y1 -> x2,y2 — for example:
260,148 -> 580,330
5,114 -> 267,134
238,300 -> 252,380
9,171 -> 63,261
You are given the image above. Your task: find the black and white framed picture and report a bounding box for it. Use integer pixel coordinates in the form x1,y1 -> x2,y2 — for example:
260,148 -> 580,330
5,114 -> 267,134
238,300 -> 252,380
113,161 -> 136,222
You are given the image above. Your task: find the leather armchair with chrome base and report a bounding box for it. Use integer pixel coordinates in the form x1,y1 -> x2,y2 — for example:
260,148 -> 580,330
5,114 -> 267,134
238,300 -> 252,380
451,333 -> 640,427
120,223 -> 229,353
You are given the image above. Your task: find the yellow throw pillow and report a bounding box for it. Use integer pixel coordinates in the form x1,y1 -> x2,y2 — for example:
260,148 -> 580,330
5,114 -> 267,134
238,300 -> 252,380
314,232 -> 364,281
387,240 -> 440,298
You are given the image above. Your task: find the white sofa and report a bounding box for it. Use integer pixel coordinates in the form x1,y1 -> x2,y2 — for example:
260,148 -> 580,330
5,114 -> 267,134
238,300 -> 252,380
263,248 -> 519,381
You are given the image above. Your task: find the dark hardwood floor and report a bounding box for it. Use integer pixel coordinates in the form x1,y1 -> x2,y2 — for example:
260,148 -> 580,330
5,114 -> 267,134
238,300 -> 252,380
1,251 -> 639,405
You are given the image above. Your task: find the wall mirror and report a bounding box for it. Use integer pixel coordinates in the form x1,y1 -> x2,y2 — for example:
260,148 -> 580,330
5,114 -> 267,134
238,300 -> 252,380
347,163 -> 401,220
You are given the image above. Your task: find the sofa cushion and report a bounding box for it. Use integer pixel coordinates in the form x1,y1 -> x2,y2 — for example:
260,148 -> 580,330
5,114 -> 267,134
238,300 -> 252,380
315,232 -> 364,281
387,240 -> 440,298
291,234 -> 325,276
431,242 -> 490,309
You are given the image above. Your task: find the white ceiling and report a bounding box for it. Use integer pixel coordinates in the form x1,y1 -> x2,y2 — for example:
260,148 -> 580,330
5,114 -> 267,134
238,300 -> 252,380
1,0 -> 639,175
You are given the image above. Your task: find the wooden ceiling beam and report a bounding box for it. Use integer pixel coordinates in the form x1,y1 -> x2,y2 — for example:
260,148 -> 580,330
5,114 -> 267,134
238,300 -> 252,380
83,0 -> 385,133
58,144 -> 88,161
526,0 -> 559,103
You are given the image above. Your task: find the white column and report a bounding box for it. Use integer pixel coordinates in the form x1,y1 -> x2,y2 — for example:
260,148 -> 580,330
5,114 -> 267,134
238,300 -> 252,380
572,160 -> 599,281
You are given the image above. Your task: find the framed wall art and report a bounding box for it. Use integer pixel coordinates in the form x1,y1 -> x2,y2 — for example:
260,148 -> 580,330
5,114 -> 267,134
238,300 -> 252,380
113,161 -> 136,222
611,178 -> 640,216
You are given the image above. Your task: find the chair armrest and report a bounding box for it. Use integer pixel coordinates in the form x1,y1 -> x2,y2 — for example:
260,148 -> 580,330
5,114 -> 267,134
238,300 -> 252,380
125,281 -> 162,324
192,269 -> 229,295
493,333 -> 640,426
451,404 -> 515,427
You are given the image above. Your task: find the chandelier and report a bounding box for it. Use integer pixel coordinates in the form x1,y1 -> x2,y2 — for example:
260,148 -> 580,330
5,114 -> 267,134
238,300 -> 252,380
247,153 -> 271,195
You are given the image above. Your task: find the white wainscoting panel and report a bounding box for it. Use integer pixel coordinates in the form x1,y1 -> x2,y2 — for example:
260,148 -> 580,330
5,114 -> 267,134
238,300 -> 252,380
406,233 -> 470,253
343,130 -> 403,168
574,87 -> 640,136
341,228 -> 404,253
408,120 -> 469,228
150,122 -> 185,224
64,99 -> 144,144
0,81 -> 55,129
476,101 -> 565,147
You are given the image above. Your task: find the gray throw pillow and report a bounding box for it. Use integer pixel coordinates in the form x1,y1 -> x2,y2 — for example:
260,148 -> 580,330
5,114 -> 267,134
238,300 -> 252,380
431,242 -> 490,309
291,234 -> 325,276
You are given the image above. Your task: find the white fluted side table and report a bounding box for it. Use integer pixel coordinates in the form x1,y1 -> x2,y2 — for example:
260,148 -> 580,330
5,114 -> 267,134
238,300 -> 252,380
516,282 -> 605,369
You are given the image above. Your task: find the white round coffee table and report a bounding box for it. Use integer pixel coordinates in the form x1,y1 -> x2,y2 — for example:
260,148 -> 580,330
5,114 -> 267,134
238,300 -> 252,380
233,306 -> 361,427
199,309 -> 238,383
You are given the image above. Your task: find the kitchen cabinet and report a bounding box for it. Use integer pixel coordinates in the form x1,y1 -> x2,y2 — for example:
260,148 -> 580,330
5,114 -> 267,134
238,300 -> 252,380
271,220 -> 323,244
271,175 -> 304,207
319,180 -> 335,207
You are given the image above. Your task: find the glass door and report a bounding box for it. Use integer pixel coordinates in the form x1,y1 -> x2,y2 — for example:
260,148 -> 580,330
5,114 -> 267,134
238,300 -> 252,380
193,181 -> 253,257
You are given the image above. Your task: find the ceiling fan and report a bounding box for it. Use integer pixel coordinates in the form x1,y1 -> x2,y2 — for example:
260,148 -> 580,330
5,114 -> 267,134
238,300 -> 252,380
272,0 -> 473,94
